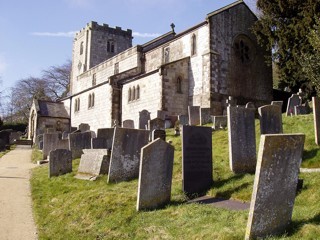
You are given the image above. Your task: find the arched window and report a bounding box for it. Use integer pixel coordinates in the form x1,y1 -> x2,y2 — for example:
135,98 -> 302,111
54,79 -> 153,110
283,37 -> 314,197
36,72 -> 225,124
88,94 -> 91,108
136,85 -> 140,99
177,77 -> 182,93
80,42 -> 84,55
132,86 -> 136,100
92,73 -> 96,86
75,98 -> 80,112
107,41 -> 110,52
191,34 -> 197,56
111,42 -> 115,53
92,93 -> 95,107
128,88 -> 132,102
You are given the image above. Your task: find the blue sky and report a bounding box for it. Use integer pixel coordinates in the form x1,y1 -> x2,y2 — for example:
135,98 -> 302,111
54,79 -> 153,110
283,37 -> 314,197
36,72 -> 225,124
0,0 -> 256,91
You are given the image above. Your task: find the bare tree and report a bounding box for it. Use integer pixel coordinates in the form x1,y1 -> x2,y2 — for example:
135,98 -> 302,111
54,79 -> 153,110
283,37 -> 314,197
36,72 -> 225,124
42,60 -> 71,101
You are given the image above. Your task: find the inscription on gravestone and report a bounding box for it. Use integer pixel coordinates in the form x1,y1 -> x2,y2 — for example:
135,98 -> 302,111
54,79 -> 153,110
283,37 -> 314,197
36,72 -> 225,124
245,134 -> 305,239
182,126 -> 213,199
137,138 -> 174,211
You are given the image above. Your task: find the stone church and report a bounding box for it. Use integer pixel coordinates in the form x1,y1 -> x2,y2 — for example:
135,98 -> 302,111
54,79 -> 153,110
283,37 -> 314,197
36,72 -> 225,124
30,0 -> 272,136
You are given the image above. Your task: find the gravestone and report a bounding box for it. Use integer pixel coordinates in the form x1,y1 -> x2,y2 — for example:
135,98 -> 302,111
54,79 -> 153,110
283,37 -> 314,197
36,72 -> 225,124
69,131 -> 92,159
245,102 -> 255,109
92,138 -> 108,149
148,118 -> 165,131
226,96 -> 236,106
78,123 -> 90,132
151,129 -> 166,141
182,126 -> 213,199
313,97 -> 320,145
200,108 -> 211,125
0,130 -> 10,146
35,134 -> 44,149
157,110 -> 168,120
76,149 -> 110,180
139,110 -> 151,129
122,119 -> 135,129
271,101 -> 283,111
96,128 -> 114,149
164,119 -> 172,129
286,94 -> 302,116
178,115 -> 189,126
245,134 -> 305,240
211,116 -> 227,130
227,106 -> 256,173
49,149 -> 72,178
188,106 -> 200,126
43,133 -> 69,160
258,105 -> 283,134
62,131 -> 70,140
137,138 -> 174,211
108,127 -> 149,183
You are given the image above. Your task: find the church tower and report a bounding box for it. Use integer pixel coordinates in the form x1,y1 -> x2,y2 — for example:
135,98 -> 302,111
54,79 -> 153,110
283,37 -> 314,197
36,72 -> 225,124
70,21 -> 133,86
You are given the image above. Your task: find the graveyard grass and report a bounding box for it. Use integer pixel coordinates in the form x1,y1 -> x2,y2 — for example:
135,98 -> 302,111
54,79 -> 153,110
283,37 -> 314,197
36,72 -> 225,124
31,114 -> 320,239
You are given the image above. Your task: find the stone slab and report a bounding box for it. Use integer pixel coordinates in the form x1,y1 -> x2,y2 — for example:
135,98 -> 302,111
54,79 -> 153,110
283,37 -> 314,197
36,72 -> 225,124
245,134 -> 305,239
188,106 -> 200,126
182,126 -> 213,199
258,105 -> 283,134
69,131 -> 92,159
96,128 -> 114,149
43,133 -> 69,160
49,149 -> 72,177
137,138 -> 174,211
122,119 -> 135,128
286,94 -> 301,116
108,127 -> 149,183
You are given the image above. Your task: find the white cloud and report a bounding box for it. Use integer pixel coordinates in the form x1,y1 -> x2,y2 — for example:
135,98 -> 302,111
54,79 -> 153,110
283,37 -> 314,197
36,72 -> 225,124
31,31 -> 77,38
132,32 -> 161,38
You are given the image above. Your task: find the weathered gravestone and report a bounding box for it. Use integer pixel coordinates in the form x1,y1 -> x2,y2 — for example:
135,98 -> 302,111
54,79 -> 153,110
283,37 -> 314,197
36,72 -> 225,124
313,97 -> 320,145
49,149 -> 72,178
148,118 -> 165,131
43,133 -> 69,160
258,105 -> 283,134
211,115 -> 227,130
35,134 -> 44,149
93,128 -> 114,149
200,108 -> 211,125
188,106 -> 200,126
151,129 -> 166,141
178,115 -> 189,126
139,110 -> 151,129
182,126 -> 213,199
271,101 -> 283,111
245,134 -> 305,240
227,106 -> 256,173
122,119 -> 135,129
69,131 -> 92,159
286,94 -> 302,116
108,127 -> 149,183
137,138 -> 174,211
78,123 -> 90,132
75,149 -> 110,180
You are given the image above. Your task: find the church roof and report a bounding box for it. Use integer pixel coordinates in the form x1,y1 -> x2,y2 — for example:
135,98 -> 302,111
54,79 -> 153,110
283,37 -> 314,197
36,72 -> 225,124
37,100 -> 69,119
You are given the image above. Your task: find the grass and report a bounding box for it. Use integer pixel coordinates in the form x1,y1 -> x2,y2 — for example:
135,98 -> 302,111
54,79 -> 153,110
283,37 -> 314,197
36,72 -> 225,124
31,114 -> 320,239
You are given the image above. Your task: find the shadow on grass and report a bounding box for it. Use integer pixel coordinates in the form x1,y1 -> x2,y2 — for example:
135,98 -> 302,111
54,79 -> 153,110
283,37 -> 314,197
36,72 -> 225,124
302,149 -> 320,162
213,173 -> 248,188
287,212 -> 320,236
214,182 -> 251,199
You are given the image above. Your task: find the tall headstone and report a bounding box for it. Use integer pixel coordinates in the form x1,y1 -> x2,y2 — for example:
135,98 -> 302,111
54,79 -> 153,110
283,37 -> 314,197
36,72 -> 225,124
108,127 -> 149,183
43,133 -> 69,160
49,149 -> 72,178
227,106 -> 256,173
258,105 -> 283,134
313,97 -> 320,145
139,110 -> 151,129
182,126 -> 213,199
76,149 -> 110,180
245,134 -> 305,239
137,138 -> 174,211
122,119 -> 135,129
188,106 -> 200,126
96,128 -> 114,149
286,94 -> 302,116
69,131 -> 92,159
200,108 -> 211,125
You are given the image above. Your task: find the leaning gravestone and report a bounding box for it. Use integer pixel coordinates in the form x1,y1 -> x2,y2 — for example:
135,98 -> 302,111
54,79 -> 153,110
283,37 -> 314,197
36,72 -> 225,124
228,106 -> 256,173
151,129 -> 166,141
200,108 -> 211,125
188,106 -> 200,126
182,126 -> 213,199
313,97 -> 320,145
75,149 -> 110,180
258,105 -> 283,134
69,131 -> 92,159
286,94 -> 302,116
49,149 -> 72,178
43,133 -> 69,160
137,138 -> 174,211
122,119 -> 135,129
139,110 -> 151,129
245,134 -> 305,240
108,127 -> 149,183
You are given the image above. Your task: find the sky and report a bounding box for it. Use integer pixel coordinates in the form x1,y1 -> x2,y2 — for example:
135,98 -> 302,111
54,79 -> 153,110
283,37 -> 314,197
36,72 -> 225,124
0,0 -> 257,92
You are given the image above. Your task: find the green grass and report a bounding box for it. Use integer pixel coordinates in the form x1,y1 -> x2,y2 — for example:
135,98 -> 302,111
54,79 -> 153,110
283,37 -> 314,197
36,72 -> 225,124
31,114 -> 320,239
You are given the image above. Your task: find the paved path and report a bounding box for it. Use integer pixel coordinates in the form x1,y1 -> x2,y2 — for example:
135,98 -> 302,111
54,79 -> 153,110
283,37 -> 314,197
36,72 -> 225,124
0,145 -> 38,240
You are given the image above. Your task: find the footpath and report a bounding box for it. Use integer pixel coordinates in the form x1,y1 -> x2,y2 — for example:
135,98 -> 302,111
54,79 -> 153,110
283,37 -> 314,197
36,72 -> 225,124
0,145 -> 38,240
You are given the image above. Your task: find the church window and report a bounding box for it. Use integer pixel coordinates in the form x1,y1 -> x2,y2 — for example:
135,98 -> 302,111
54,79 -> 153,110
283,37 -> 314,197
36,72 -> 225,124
74,98 -> 80,112
107,41 -> 110,52
177,77 -> 182,93
88,94 -> 91,109
191,34 -> 197,56
132,86 -> 136,100
233,34 -> 255,64
92,73 -> 96,86
136,85 -> 140,99
80,42 -> 84,55
107,40 -> 115,53
164,47 -> 170,63
91,93 -> 95,107
128,88 -> 132,102
111,42 -> 115,53
88,93 -> 95,108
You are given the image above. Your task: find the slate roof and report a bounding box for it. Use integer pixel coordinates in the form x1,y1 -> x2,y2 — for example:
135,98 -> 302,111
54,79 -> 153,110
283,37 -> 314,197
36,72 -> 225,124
37,100 -> 69,119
